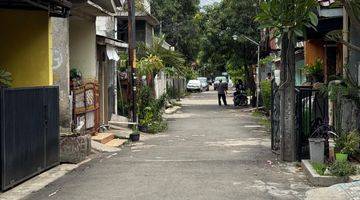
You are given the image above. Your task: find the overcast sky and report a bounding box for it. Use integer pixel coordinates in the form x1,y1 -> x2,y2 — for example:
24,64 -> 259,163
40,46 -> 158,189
200,0 -> 220,6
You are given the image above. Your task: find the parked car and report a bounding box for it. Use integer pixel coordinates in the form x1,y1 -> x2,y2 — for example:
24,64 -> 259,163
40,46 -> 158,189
187,80 -> 202,92
213,76 -> 228,91
197,77 -> 209,91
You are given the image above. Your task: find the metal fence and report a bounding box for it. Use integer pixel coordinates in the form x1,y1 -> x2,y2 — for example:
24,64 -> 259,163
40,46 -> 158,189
295,86 -> 328,160
0,87 -> 60,191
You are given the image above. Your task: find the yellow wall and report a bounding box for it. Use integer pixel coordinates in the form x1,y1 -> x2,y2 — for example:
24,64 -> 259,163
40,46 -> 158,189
0,10 -> 53,87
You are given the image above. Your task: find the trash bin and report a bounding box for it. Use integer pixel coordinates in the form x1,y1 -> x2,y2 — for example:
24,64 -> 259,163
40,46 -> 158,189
309,138 -> 325,163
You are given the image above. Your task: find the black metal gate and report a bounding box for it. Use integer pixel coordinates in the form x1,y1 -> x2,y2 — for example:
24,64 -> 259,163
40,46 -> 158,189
0,87 -> 59,190
295,86 -> 328,160
271,80 -> 281,152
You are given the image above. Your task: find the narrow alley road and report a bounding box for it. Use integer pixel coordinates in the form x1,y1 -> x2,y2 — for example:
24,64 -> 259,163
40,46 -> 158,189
26,91 -> 311,200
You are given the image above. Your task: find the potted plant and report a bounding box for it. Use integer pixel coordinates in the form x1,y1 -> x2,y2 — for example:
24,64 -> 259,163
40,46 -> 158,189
130,128 -> 140,142
304,59 -> 324,83
335,131 -> 360,161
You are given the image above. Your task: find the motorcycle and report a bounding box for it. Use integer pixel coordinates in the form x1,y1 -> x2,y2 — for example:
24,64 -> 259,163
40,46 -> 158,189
233,88 -> 248,107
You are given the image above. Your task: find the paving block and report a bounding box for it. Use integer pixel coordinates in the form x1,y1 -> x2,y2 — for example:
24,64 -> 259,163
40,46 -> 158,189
105,139 -> 127,147
91,133 -> 115,144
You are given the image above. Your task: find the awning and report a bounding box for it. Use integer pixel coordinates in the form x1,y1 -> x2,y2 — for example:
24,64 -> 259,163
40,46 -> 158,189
97,35 -> 128,49
70,0 -> 116,16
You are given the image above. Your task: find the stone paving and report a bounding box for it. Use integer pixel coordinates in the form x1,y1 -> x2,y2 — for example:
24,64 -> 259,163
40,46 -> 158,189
332,181 -> 360,200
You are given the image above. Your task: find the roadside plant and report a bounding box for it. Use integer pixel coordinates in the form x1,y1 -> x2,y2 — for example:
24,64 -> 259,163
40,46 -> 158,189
329,160 -> 358,177
137,54 -> 164,76
335,130 -> 360,155
0,68 -> 12,88
260,80 -> 272,111
137,86 -> 168,133
304,59 -> 324,82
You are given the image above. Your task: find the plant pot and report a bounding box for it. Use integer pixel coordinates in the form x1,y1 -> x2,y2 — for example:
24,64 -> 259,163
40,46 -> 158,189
335,153 -> 348,161
130,133 -> 140,142
309,138 -> 325,163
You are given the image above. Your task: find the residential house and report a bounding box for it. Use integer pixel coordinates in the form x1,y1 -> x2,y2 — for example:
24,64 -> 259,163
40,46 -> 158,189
68,0 -> 123,133
96,16 -> 128,125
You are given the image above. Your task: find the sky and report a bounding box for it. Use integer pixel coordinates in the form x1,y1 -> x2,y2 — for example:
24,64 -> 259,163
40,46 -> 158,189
200,0 -> 220,6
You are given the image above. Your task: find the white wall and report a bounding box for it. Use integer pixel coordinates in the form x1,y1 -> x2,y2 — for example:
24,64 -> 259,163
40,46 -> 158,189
154,71 -> 167,99
69,16 -> 97,80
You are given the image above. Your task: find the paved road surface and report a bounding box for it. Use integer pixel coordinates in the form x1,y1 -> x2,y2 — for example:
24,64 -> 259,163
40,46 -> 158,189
26,91 -> 311,200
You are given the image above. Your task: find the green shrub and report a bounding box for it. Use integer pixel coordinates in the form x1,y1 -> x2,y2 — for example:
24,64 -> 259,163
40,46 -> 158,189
329,160 -> 358,177
260,80 -> 271,111
335,130 -> 360,155
137,87 -> 167,133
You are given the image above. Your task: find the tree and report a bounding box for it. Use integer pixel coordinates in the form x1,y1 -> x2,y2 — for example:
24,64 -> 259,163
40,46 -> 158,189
197,0 -> 260,96
150,0 -> 201,63
256,0 -> 319,161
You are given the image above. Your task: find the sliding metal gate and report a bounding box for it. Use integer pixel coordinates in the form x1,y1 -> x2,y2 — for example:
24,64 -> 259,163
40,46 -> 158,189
0,87 -> 59,190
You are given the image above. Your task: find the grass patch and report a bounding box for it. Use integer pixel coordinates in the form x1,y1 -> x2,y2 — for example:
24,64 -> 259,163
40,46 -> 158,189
252,110 -> 271,131
312,162 -> 327,175
259,118 -> 271,131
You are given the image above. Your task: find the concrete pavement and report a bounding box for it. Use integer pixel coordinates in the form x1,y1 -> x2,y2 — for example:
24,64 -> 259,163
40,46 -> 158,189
25,91 -> 311,200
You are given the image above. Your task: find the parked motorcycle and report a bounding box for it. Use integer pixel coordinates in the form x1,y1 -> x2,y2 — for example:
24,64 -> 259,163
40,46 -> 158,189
233,88 -> 248,106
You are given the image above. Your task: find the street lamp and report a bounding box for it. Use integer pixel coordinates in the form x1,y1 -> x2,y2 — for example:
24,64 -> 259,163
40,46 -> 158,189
233,34 -> 261,108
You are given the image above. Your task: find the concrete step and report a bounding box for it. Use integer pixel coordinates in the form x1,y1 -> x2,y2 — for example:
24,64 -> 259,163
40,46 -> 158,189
105,139 -> 127,147
91,133 -> 115,144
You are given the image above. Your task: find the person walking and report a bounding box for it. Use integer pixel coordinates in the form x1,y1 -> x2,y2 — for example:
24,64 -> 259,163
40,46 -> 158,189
217,79 -> 228,106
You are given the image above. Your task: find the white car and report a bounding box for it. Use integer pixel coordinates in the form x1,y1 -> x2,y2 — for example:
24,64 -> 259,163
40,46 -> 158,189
187,80 -> 202,92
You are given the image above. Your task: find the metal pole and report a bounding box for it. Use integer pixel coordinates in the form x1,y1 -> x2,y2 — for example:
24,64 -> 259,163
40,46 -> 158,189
256,45 -> 260,108
128,0 -> 137,124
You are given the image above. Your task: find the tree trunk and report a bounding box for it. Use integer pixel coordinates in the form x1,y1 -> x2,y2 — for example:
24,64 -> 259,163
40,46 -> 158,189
279,33 -> 297,162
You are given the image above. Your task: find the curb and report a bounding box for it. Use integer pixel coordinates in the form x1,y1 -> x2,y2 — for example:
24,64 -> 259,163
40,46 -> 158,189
165,106 -> 181,114
302,159 -> 348,187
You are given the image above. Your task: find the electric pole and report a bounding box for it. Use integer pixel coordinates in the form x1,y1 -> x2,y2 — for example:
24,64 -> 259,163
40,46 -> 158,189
128,0 -> 137,125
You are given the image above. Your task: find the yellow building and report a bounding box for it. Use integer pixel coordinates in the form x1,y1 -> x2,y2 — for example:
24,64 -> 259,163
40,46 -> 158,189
0,10 -> 52,87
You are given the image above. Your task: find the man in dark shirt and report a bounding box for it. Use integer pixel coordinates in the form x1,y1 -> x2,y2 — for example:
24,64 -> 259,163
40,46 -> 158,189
217,79 -> 227,106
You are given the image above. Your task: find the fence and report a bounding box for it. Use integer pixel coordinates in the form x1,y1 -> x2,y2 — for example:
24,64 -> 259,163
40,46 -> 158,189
71,82 -> 100,135
295,86 -> 328,160
0,87 -> 59,191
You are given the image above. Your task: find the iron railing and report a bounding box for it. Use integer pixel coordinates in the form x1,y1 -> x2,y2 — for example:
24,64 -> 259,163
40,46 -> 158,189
295,86 -> 328,160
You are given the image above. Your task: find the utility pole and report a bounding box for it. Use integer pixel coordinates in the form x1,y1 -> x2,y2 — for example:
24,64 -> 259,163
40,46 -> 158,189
128,0 -> 137,125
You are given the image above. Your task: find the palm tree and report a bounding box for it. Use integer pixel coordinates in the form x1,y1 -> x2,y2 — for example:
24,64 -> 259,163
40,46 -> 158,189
256,0 -> 319,161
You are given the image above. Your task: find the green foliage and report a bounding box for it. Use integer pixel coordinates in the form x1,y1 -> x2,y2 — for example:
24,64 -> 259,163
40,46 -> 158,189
329,160 -> 358,177
311,162 -> 327,175
150,0 -> 201,63
259,55 -> 276,66
260,80 -> 272,111
138,36 -> 186,77
304,59 -> 324,77
226,64 -> 246,84
320,68 -> 360,107
137,86 -> 168,133
137,54 -> 164,76
70,68 -> 82,80
198,0 -> 260,74
335,131 -> 360,155
256,0 -> 319,39
117,51 -> 128,72
0,68 -> 12,88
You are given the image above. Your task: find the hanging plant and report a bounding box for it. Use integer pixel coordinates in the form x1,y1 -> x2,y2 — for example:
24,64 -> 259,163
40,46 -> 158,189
0,68 -> 12,88
304,59 -> 324,83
